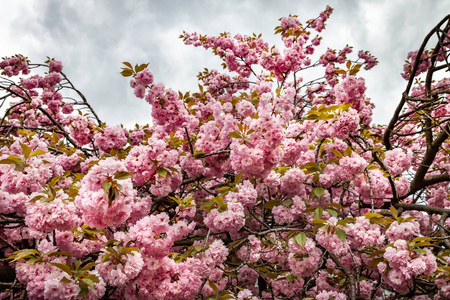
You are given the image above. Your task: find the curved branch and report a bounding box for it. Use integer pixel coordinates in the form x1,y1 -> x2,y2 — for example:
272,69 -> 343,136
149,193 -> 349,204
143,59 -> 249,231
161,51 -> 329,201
36,107 -> 80,150
409,123 -> 450,196
327,251 -> 356,300
384,15 -> 450,150
397,203 -> 450,215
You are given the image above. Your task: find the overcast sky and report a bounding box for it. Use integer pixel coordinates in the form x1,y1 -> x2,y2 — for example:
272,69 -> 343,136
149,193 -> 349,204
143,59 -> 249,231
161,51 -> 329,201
1,0 -> 450,128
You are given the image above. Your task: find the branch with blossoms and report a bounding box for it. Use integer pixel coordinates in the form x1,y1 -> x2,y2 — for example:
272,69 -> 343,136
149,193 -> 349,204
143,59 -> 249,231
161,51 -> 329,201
3,6 -> 450,300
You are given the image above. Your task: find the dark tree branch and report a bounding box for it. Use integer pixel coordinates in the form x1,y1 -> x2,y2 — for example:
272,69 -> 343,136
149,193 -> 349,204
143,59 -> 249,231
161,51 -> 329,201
384,15 -> 450,150
327,251 -> 356,300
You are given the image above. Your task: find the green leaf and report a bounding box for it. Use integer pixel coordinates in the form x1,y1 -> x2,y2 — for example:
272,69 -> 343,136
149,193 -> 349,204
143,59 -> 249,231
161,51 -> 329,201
27,257 -> 39,264
228,131 -> 242,139
60,277 -> 72,283
8,249 -> 40,262
212,196 -> 225,206
106,246 -> 119,257
102,181 -> 112,194
325,208 -> 338,217
266,272 -> 279,279
118,247 -> 135,256
327,203 -> 343,209
120,69 -> 133,77
0,158 -> 19,166
135,63 -> 149,73
114,171 -> 133,180
346,60 -> 352,69
403,216 -> 417,222
349,64 -> 362,75
286,273 -> 297,282
156,167 -> 168,178
201,201 -> 214,211
311,219 -> 327,224
336,229 -> 347,242
363,212 -> 384,219
265,236 -> 275,245
208,280 -> 219,295
19,142 -> 31,159
294,233 -> 307,246
193,150 -> 205,158
338,103 -> 353,112
413,248 -> 427,254
79,284 -> 89,297
314,207 -> 323,219
344,147 -> 352,156
282,199 -> 293,207
368,257 -> 385,268
411,237 -> 435,243
50,262 -> 72,275
217,186 -> 231,193
29,195 -> 46,203
390,206 -> 398,219
331,149 -> 343,158
303,162 -> 321,173
414,242 -> 434,247
337,218 -> 355,226
312,223 -> 327,231
122,62 -> 133,69
80,278 -> 95,289
369,250 -> 386,257
49,176 -> 61,187
83,274 -> 100,283
81,262 -> 97,270
311,173 -> 319,185
234,172 -> 243,185
335,69 -> 347,75
264,199 -> 282,209
101,253 -> 112,263
49,185 -> 57,198
314,187 -> 325,198
305,114 -> 319,120
29,149 -> 47,157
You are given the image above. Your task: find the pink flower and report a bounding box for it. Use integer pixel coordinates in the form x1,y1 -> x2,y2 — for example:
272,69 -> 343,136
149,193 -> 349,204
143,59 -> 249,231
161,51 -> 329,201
316,290 -> 347,300
75,158 -> 135,229
43,272 -> 80,300
204,200 -> 245,234
348,217 -> 384,249
226,180 -> 257,207
289,247 -> 322,277
237,289 -> 258,300
134,84 -> 146,99
384,148 -> 412,176
385,219 -> 420,242
25,196 -> 79,232
94,125 -> 128,153
280,168 -> 306,196
96,247 -> 144,286
134,68 -> 154,86
48,60 -> 63,73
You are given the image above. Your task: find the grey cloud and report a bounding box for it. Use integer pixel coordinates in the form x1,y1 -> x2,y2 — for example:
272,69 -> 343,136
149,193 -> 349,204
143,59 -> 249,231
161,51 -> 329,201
2,0 -> 450,127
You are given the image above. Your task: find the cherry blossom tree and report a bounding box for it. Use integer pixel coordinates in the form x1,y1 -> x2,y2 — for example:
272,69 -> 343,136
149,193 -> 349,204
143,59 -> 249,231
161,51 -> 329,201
1,6 -> 450,300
